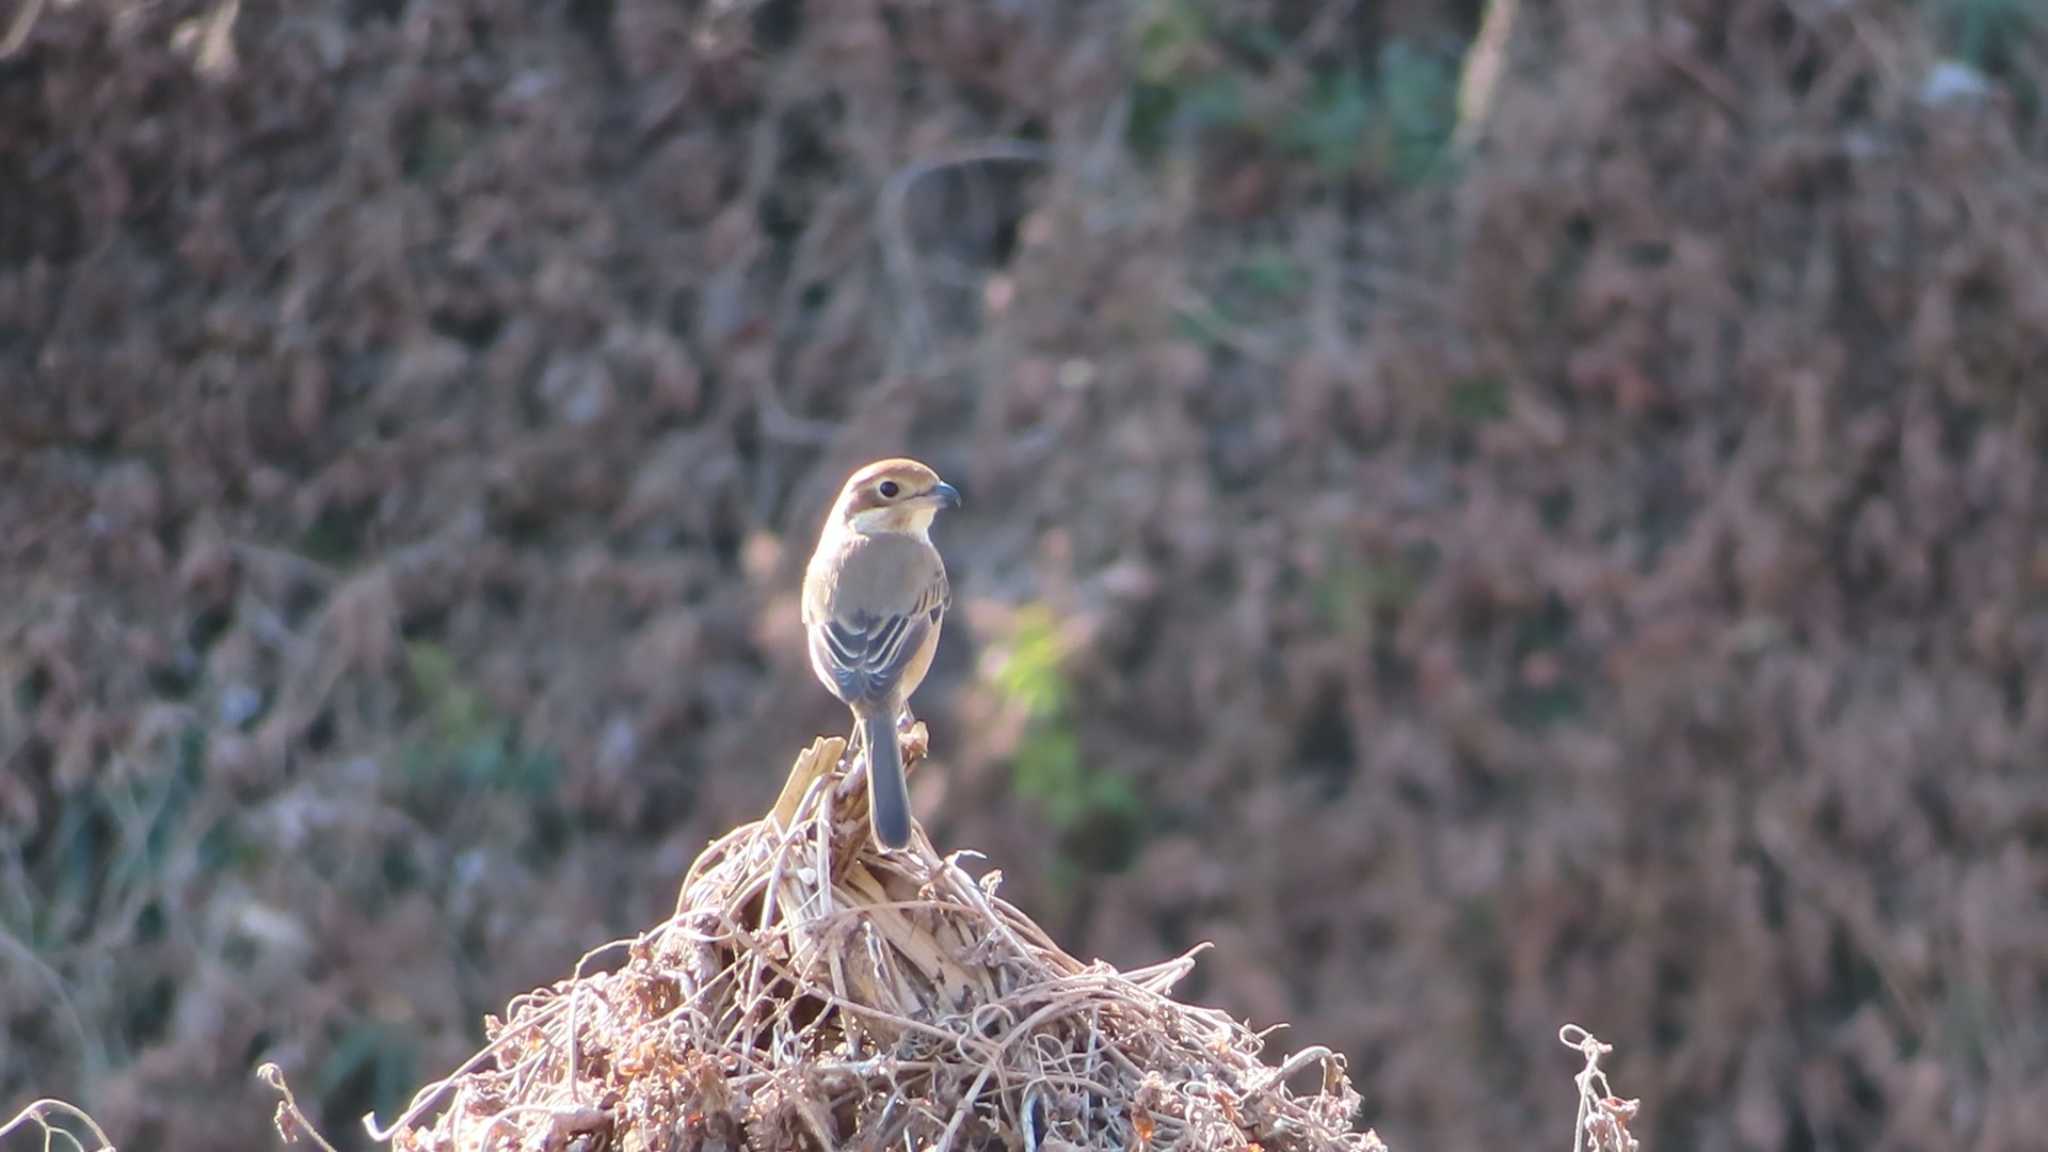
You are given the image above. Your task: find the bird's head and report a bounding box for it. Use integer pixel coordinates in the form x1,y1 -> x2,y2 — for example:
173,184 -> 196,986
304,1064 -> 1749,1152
830,457 -> 961,537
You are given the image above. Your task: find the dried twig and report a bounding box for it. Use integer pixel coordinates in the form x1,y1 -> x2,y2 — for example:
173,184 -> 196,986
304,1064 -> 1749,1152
1559,1025 -> 1641,1152
1455,0 -> 1519,147
256,1063 -> 341,1152
879,140 -> 1050,376
1,1097 -> 116,1152
0,0 -> 46,60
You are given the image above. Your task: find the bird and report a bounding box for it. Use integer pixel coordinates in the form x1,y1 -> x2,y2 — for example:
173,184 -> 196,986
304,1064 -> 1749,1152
802,457 -> 960,850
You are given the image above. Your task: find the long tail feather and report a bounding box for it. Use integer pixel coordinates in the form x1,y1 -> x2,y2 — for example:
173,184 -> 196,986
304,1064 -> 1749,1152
861,712 -> 911,849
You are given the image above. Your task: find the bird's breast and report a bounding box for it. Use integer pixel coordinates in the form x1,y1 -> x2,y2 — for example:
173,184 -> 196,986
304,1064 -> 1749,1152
810,531 -> 942,619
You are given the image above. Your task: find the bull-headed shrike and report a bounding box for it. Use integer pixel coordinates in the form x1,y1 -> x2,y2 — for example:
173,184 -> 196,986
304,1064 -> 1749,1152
802,458 -> 959,849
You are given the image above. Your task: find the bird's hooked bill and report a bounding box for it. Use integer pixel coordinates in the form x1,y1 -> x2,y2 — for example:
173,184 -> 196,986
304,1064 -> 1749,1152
931,481 -> 962,509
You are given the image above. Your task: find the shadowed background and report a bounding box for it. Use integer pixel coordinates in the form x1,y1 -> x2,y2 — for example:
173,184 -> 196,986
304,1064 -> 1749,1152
2,0 -> 2045,1149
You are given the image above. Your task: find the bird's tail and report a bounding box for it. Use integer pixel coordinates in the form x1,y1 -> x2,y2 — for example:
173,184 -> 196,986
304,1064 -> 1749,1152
861,712 -> 911,850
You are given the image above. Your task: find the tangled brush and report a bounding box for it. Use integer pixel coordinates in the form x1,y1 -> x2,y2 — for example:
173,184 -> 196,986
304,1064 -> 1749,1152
365,729 -> 1385,1152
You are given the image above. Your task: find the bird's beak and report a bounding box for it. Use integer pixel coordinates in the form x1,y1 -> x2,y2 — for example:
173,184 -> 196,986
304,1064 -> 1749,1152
930,481 -> 962,510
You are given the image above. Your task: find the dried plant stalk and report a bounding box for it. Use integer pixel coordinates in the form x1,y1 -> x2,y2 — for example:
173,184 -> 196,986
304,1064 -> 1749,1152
383,730 -> 1384,1152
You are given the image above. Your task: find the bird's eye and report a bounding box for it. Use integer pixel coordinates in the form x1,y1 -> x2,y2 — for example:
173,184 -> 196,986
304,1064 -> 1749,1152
878,481 -> 900,499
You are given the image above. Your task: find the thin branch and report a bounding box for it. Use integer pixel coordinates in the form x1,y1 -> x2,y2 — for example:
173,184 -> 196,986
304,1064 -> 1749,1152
256,1064 -> 341,1152
0,1099 -> 115,1152
878,140 -> 1050,376
0,0 -> 46,60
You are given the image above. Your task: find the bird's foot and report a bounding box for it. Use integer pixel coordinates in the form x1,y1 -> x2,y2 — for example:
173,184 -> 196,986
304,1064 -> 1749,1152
894,710 -> 930,768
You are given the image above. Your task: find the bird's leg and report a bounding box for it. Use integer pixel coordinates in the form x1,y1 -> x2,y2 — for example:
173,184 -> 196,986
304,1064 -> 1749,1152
892,705 -> 934,768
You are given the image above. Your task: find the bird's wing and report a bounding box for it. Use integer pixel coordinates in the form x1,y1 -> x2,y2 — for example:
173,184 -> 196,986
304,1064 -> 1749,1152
811,566 -> 948,709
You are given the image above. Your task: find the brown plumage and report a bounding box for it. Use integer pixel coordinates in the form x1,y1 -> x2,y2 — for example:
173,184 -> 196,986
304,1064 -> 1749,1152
801,458 -> 959,849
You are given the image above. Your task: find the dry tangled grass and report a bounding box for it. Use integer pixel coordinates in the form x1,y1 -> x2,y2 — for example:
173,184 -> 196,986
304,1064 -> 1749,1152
5,730 -> 1644,1152
309,729 -> 1383,1152
0,1097 -> 116,1152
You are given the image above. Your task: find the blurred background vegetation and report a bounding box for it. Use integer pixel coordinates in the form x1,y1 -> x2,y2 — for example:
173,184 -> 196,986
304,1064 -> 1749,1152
2,0 -> 2046,1149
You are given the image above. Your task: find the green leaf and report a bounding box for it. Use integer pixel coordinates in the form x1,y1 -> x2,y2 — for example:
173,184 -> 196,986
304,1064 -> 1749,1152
1448,376 -> 1510,425
1285,68 -> 1374,175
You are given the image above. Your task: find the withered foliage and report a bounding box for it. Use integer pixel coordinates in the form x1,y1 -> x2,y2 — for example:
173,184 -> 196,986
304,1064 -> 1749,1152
370,734 -> 1376,1152
1,1 -> 2045,1151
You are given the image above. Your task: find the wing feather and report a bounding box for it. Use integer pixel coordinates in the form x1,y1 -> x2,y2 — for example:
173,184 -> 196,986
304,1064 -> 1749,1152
813,606 -> 932,707
806,533 -> 951,709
